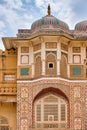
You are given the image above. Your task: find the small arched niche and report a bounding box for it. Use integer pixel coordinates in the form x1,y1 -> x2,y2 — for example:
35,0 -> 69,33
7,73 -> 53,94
35,55 -> 42,77
60,54 -> 68,78
46,52 -> 57,76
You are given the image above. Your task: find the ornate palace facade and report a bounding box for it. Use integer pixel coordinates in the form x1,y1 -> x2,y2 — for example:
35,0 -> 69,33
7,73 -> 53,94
0,5 -> 87,130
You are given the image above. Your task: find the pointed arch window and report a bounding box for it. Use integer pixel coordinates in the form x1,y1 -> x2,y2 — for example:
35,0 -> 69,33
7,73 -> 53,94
46,52 -> 57,75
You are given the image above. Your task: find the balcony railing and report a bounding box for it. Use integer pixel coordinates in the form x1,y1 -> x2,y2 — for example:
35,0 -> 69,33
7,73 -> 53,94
0,86 -> 17,95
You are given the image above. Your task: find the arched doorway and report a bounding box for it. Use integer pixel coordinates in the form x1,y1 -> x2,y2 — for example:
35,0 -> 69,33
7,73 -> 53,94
33,87 -> 69,129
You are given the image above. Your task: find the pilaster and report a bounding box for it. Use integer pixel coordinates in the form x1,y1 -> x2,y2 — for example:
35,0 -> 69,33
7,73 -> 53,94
57,42 -> 61,75
29,45 -> 34,77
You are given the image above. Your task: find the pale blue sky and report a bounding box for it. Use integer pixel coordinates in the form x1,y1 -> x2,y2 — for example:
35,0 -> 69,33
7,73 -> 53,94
0,0 -> 87,50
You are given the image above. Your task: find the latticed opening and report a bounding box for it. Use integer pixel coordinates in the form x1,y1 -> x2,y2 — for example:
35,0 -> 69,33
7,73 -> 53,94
44,104 -> 58,121
0,117 -> 9,130
34,94 -> 68,129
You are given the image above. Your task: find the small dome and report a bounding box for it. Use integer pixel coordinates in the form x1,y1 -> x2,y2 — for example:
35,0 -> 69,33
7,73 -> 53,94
75,20 -> 87,31
31,5 -> 69,32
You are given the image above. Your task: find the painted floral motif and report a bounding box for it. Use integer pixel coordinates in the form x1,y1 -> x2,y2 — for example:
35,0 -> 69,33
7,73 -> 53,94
21,87 -> 28,98
21,102 -> 28,117
21,119 -> 28,130
74,87 -> 80,98
74,118 -> 81,129
74,102 -> 81,116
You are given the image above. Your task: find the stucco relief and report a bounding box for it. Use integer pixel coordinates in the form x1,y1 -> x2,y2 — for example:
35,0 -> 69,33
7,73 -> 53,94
21,87 -> 28,98
74,86 -> 81,98
74,102 -> 81,116
17,84 -> 30,130
21,102 -> 28,117
72,84 -> 85,130
32,80 -> 70,100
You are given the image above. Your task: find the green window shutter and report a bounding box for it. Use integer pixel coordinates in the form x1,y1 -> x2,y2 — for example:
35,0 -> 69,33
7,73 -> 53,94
20,68 -> 29,76
72,67 -> 81,76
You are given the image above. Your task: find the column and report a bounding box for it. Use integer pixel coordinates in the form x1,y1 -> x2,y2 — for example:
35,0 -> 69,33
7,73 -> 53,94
81,45 -> 86,64
68,47 -> 72,64
67,64 -> 70,78
29,45 -> 34,77
68,46 -> 72,78
41,42 -> 45,75
18,46 -> 21,66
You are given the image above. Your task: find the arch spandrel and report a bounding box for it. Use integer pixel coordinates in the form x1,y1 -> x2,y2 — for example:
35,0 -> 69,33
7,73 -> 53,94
33,87 -> 69,104
32,82 -> 70,102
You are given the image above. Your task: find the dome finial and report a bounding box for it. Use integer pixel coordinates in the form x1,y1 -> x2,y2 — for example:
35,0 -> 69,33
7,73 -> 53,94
47,4 -> 51,15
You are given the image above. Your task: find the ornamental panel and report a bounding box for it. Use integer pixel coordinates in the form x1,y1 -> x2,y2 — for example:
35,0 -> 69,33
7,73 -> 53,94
21,87 -> 28,98
74,87 -> 81,98
46,42 -> 57,49
21,102 -> 29,117
21,55 -> 29,64
70,65 -> 84,78
72,47 -> 81,53
74,102 -> 81,116
21,119 -> 28,130
33,44 -> 41,51
74,118 -> 82,130
72,67 -> 81,76
61,43 -> 68,51
21,47 -> 29,53
20,68 -> 29,76
73,55 -> 81,64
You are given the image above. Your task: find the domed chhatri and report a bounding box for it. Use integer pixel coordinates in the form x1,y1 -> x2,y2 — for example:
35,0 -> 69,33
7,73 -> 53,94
17,5 -> 87,39
31,5 -> 69,32
75,20 -> 87,31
